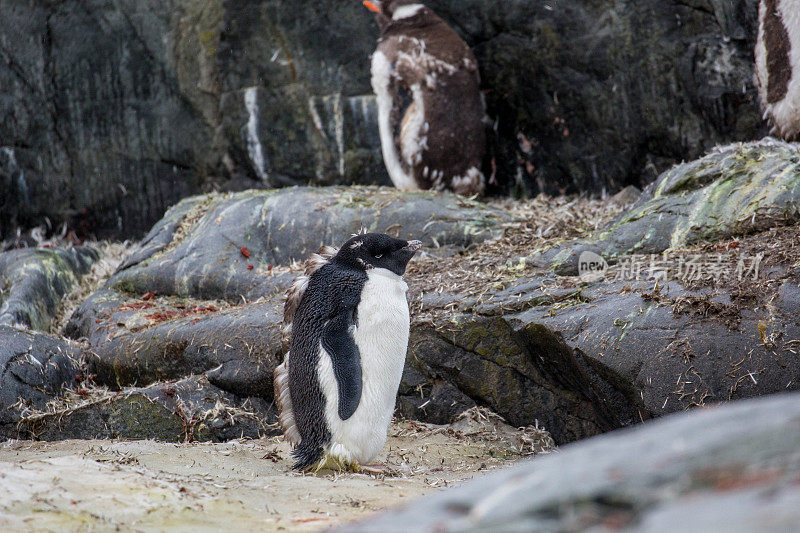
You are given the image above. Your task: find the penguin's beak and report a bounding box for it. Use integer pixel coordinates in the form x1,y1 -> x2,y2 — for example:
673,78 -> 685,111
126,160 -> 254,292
363,0 -> 382,13
403,240 -> 423,253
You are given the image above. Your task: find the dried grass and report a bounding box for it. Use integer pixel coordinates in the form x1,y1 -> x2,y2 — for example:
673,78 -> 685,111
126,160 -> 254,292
406,194 -> 623,317
453,406 -> 556,456
50,241 -> 135,334
11,383 -> 117,422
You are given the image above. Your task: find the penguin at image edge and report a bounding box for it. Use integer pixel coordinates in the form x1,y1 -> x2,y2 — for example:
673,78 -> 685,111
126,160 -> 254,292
274,232 -> 422,471
364,0 -> 487,196
755,0 -> 800,140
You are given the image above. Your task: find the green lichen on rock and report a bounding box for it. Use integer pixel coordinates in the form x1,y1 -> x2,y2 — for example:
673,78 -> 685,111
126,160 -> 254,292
0,247 -> 98,331
106,186 -> 510,302
15,376 -> 276,442
601,140 -> 800,257
541,140 -> 800,274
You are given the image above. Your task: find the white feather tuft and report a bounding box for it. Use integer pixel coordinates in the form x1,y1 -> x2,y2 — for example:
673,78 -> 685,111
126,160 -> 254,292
273,352 -> 301,446
392,4 -> 424,20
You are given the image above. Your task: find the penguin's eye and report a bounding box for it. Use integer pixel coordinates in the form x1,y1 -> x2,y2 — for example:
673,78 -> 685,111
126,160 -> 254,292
374,253 -> 383,259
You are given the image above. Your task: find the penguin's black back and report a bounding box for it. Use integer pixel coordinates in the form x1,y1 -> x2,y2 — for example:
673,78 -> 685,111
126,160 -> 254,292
288,260 -> 367,469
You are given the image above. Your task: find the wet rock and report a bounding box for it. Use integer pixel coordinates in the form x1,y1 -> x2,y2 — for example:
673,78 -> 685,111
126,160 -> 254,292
338,392 -> 800,532
514,278 -> 800,417
1,0 -> 764,239
67,289 -> 284,398
65,186 -> 506,399
108,187 -> 508,301
400,152 -> 800,438
0,0 -> 217,240
542,140 -> 800,274
396,366 -> 477,425
15,376 -> 277,442
406,264 -> 800,443
404,314 -> 639,444
0,326 -> 82,437
0,247 -> 98,331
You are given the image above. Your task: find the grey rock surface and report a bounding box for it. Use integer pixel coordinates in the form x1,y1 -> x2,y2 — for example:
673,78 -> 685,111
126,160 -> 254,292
107,186 -> 508,301
337,392 -> 800,532
1,0 -> 765,239
0,326 -> 82,435
539,140 -> 800,274
0,246 -> 98,330
64,187 -> 507,405
398,142 -> 800,443
514,278 -> 800,416
59,179 -> 800,444
68,289 -> 285,398
14,375 -> 278,442
404,313 -> 633,444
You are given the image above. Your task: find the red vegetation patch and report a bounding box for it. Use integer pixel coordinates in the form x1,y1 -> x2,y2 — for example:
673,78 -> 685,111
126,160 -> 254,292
247,264 -> 254,270
141,291 -> 157,300
240,246 -> 251,258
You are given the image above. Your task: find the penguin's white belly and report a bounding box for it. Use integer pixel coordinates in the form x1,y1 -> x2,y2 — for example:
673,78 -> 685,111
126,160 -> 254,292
317,268 -> 410,464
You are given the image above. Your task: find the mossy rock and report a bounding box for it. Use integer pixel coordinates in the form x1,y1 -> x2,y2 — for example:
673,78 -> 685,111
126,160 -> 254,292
543,140 -> 800,274
108,186 -> 509,301
16,376 -> 277,442
0,247 -> 98,331
0,326 -> 83,436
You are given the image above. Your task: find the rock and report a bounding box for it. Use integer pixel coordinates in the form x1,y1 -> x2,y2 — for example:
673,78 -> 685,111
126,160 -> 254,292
0,0 -> 217,240
336,392 -> 800,532
1,0 -> 764,239
0,326 -> 82,437
408,225 -> 800,443
396,366 -> 477,425
542,140 -> 800,274
14,376 -> 278,442
515,278 -> 800,416
67,289 -> 285,398
0,246 -> 98,331
66,186 -> 506,400
404,307 -> 640,444
108,187 -> 508,301
609,185 -> 642,208
398,141 -> 800,441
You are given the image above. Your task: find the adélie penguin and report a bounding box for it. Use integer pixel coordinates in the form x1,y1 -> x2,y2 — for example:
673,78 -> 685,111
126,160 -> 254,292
364,0 -> 487,196
274,233 -> 422,471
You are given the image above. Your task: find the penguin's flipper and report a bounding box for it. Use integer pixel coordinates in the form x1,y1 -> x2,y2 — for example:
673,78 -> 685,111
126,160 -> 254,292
321,310 -> 362,421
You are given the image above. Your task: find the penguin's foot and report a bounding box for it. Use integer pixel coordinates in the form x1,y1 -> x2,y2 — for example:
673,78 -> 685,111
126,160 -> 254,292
308,454 -> 396,477
308,453 -> 357,474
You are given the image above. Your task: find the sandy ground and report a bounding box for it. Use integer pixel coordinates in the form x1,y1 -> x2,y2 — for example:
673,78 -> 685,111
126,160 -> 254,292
0,414 -> 553,532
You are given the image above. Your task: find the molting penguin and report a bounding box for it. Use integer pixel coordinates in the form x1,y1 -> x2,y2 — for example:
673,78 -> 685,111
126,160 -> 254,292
755,0 -> 800,140
364,0 -> 486,195
274,233 -> 422,471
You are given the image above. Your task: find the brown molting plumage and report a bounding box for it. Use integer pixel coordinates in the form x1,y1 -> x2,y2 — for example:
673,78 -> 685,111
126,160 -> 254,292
756,0 -> 800,140
275,245 -> 338,446
369,0 -> 487,195
273,357 -> 301,445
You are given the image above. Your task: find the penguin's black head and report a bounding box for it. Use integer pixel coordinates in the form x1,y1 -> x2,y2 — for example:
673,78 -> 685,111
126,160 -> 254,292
363,0 -> 430,29
336,233 -> 422,276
